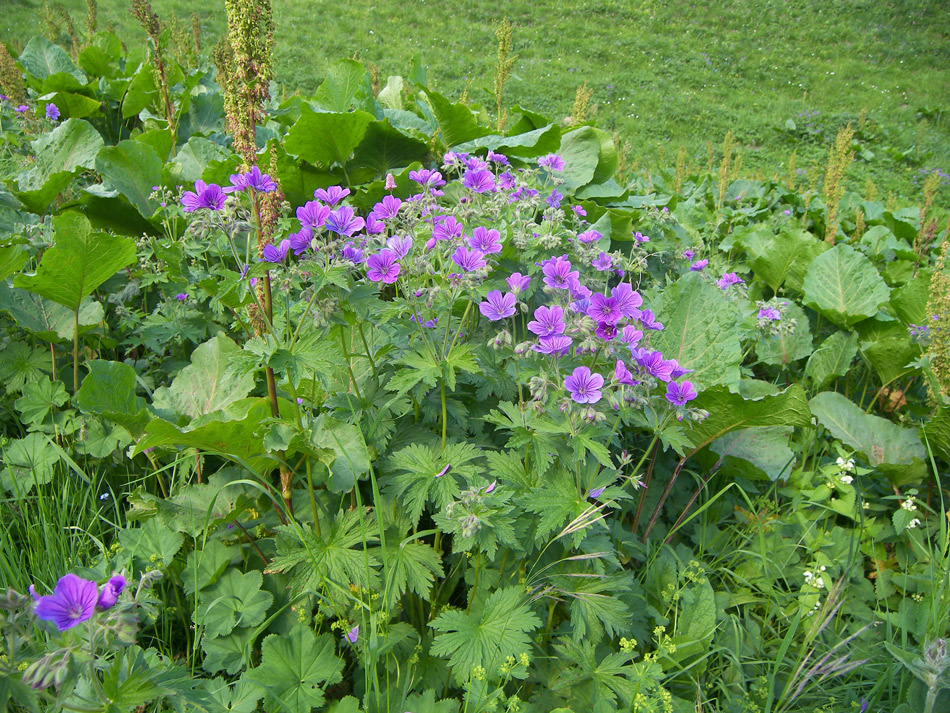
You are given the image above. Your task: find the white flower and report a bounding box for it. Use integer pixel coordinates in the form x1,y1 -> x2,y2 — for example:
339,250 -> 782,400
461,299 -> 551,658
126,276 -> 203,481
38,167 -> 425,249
901,499 -> 918,512
803,571 -> 814,581
819,565 -> 826,572
908,518 -> 921,530
814,578 -> 825,589
840,475 -> 854,485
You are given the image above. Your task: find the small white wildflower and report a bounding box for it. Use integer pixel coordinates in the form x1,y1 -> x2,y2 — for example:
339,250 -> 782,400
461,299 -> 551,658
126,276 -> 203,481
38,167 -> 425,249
814,578 -> 825,589
862,501 -> 870,509
819,565 -> 826,572
840,475 -> 854,485
836,456 -> 846,467
908,518 -> 921,529
901,499 -> 918,512
803,571 -> 814,582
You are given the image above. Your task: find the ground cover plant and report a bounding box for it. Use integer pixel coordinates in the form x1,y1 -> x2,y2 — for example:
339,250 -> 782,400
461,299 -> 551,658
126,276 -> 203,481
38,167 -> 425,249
0,1 -> 949,712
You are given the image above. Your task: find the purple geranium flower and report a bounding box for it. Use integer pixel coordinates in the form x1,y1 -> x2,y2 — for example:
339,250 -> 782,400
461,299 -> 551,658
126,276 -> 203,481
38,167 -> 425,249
587,294 -> 622,324
573,205 -> 587,217
682,249 -> 696,260
546,189 -> 563,208
463,168 -> 495,193
325,206 -> 365,237
669,361 -> 693,379
758,306 -> 781,321
181,180 -> 226,212
228,166 -> 277,193
96,575 -> 126,610
717,272 -> 744,289
497,171 -> 516,190
636,349 -> 674,382
366,249 -> 401,283
564,366 -> 604,404
287,227 -> 313,255
32,574 -> 99,631
345,625 -> 359,643
432,215 -> 464,242
611,283 -> 643,318
408,169 -> 445,188
541,255 -> 579,290
592,252 -> 613,272
314,186 -> 350,205
527,305 -> 566,337
175,292 -> 187,301
666,380 -> 698,406
577,229 -> 602,244
371,195 -> 402,220
638,308 -> 664,331
632,231 -> 650,244
487,150 -> 509,165
595,322 -> 618,341
296,201 -> 331,229
620,326 -> 643,347
262,239 -> 291,263
614,359 -> 636,385
387,235 -> 413,259
365,214 -> 385,234
341,242 -> 364,263
532,335 -> 573,355
15,104 -> 28,114
45,103 -> 60,121
587,486 -> 606,499
468,226 -> 502,254
451,246 -> 487,272
479,290 -> 517,321
689,259 -> 708,272
507,272 -> 531,294
538,154 -> 566,171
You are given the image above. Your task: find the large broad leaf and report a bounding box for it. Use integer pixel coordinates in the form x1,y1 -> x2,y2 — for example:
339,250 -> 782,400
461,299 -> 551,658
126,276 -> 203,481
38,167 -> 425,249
311,414 -> 370,493
0,282 -> 102,342
347,119 -> 429,178
453,123 -> 562,158
891,271 -> 931,327
805,331 -> 858,391
311,59 -> 376,113
0,244 -> 27,281
747,229 -> 828,293
243,628 -> 344,713
76,360 -> 151,434
14,212 -> 136,311
95,140 -> 163,218
165,137 -> 231,184
809,391 -> 925,468
686,383 -> 812,452
151,334 -> 255,421
177,92 -> 224,137
40,90 -> 102,120
711,426 -> 795,481
856,318 -> 920,385
14,119 -> 104,214
417,90 -> 489,148
19,37 -> 85,83
755,302 -> 813,366
803,244 -> 890,327
650,272 -> 743,388
284,106 -> 374,167
556,127 -> 602,192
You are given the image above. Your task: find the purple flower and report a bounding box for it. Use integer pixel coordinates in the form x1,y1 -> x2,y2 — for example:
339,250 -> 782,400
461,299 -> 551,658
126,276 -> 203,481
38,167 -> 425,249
228,166 -> 277,193
262,239 -> 291,263
465,156 -> 490,171
451,246 -> 487,272
366,214 -> 385,234
487,150 -> 509,165
479,290 -> 516,321
387,235 -> 413,259
758,306 -> 781,321
638,309 -> 664,331
409,169 -> 445,188
577,229 -> 602,244
371,195 -> 402,220
527,305 -> 566,337
682,249 -> 696,260
546,189 -> 563,208
716,272 -> 744,289
181,181 -> 227,212
45,103 -> 60,121
592,252 -> 613,272
497,171 -> 516,190
314,186 -> 350,205
538,154 -> 566,171
587,294 -> 622,324
666,380 -> 698,406
689,259 -> 708,272
297,201 -> 331,229
632,231 -> 650,244
614,359 -> 635,385
96,575 -> 126,610
637,350 -> 674,382
669,361 -> 693,379
564,366 -> 604,404
506,272 -> 531,294
385,173 -> 397,190
326,206 -> 365,237
541,255 -> 579,290
432,215 -> 464,242
573,205 -> 587,217
366,249 -> 401,283
595,322 -> 618,341
587,487 -> 606,499
345,625 -> 359,643
287,227 -> 314,255
611,283 -> 643,318
32,574 -> 98,631
620,326 -> 643,346
14,104 -> 28,114
340,242 -> 364,263
175,292 -> 187,301
468,226 -> 502,254
463,168 -> 495,193
410,314 -> 439,328
570,281 -> 592,300
532,335 -> 573,355
435,464 -> 451,478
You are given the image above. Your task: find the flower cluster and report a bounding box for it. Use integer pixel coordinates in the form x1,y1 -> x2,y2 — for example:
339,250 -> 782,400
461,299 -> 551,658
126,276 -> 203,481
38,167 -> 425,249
30,573 -> 127,631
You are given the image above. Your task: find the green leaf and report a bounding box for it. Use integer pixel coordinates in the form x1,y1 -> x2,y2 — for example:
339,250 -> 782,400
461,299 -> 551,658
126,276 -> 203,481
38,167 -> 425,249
747,229 -> 828,293
40,90 -> 101,119
0,282 -> 103,341
384,442 -> 482,526
453,123 -> 562,158
809,391 -> 926,467
311,414 -> 371,492
0,342 -> 50,392
118,518 -> 184,571
711,426 -> 795,481
95,140 -> 163,217
13,212 -> 136,311
347,119 -> 429,177
166,137 -> 232,184
755,302 -> 813,366
376,75 -> 404,110
803,244 -> 891,327
76,360 -> 151,434
243,628 -> 344,713
418,90 -> 489,149
284,107 -> 374,167
686,384 -> 812,452
201,628 -> 257,676
857,318 -> 920,384
74,417 -> 132,458
923,406 -> 950,464
14,378 -> 68,427
650,272 -> 743,388
152,334 -> 256,421
195,569 -> 273,640
668,579 -> 716,665
201,677 -> 263,713
19,37 -> 85,83
0,432 -> 62,494
14,118 -> 104,213
385,541 -> 444,601
0,243 -> 28,281
177,92 -> 224,137
891,271 -> 931,327
430,587 -> 541,682
556,127 -> 602,192
311,59 -> 375,113
805,331 -> 858,390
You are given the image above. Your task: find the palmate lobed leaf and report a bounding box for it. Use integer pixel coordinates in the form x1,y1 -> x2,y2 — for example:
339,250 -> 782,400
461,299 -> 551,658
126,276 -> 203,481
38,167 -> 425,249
194,569 -> 273,640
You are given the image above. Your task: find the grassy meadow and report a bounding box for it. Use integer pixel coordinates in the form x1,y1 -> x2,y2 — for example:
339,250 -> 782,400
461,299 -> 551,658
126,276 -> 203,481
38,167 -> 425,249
3,0 -> 949,198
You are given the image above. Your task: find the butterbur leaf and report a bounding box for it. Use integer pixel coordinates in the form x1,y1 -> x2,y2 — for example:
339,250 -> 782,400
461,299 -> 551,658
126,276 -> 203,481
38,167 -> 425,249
417,89 -> 489,149
194,569 -> 273,639
19,37 -> 85,82
284,106 -> 374,166
311,59 -> 376,113
243,627 -> 344,713
430,587 -> 541,682
803,243 -> 890,327
14,212 -> 136,312
805,331 -> 858,390
76,360 -> 151,434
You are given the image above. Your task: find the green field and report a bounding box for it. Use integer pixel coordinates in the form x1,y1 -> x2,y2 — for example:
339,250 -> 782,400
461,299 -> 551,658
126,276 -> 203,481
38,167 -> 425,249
3,0 -> 949,197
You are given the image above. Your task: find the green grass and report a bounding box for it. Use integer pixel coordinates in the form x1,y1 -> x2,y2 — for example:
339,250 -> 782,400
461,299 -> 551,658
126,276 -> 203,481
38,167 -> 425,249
3,0 -> 948,197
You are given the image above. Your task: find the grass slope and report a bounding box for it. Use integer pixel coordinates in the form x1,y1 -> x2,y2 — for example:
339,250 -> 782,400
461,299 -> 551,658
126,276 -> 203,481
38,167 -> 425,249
3,0 -> 948,197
